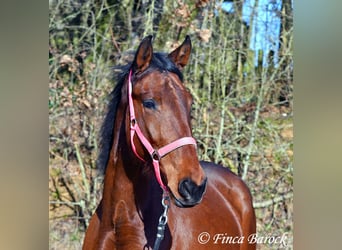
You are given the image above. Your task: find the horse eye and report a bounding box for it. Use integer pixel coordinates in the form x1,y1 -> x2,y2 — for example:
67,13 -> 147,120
142,99 -> 157,110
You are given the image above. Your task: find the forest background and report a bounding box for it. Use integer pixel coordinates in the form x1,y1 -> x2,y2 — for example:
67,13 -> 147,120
49,0 -> 293,249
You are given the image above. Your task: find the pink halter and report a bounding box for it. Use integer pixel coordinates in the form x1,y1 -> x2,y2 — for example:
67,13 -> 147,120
128,70 -> 197,192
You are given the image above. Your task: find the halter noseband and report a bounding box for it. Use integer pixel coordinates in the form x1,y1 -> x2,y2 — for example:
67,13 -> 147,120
128,70 -> 197,192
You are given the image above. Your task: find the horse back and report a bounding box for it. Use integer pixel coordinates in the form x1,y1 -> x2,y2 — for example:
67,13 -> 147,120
201,161 -> 256,226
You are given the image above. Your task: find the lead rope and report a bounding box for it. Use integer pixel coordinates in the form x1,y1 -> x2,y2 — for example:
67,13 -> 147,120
153,192 -> 170,250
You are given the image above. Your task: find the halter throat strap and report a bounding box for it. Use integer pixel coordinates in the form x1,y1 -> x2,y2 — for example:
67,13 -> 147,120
127,70 -> 197,192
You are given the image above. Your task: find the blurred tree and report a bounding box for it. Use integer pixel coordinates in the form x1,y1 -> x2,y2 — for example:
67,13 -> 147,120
279,0 -> 293,78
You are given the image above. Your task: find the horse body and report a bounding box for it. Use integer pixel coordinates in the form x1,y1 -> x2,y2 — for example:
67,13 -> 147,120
83,36 -> 256,250
84,162 -> 255,250
166,162 -> 255,250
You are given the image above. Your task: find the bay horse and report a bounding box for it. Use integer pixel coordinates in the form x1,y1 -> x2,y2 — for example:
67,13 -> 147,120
83,35 -> 256,250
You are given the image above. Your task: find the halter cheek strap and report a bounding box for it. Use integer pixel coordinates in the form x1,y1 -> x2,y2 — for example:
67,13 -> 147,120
128,70 -> 197,192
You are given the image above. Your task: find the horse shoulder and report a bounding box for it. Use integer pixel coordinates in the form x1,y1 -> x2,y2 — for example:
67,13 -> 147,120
201,161 -> 254,212
200,161 -> 256,249
112,200 -> 147,249
82,200 -> 102,250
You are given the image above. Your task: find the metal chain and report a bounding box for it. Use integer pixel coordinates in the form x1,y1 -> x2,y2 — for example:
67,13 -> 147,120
153,193 -> 170,250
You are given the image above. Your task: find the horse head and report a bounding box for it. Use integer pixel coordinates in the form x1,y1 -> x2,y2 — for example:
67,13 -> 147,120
125,36 -> 207,207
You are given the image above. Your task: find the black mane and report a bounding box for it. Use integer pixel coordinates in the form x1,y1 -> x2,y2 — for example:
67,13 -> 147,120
97,52 -> 184,174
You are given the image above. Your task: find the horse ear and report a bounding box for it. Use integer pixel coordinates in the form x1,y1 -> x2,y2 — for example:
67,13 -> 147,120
168,35 -> 192,71
132,35 -> 153,74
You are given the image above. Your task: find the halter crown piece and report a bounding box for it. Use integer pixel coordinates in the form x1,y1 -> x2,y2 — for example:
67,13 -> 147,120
128,70 -> 197,192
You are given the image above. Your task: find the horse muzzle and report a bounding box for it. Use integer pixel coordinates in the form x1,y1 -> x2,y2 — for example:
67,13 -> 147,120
173,177 -> 207,208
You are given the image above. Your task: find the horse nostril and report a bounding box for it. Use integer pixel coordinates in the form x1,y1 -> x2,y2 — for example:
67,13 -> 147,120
178,179 -> 194,199
178,178 -> 207,201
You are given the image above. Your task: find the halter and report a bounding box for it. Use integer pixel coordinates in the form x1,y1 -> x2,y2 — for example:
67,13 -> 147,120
128,70 -> 197,192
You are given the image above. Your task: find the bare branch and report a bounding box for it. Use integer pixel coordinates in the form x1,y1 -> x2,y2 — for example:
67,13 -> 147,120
253,192 -> 293,208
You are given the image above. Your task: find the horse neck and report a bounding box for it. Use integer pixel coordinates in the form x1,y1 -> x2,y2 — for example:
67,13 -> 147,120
102,103 -> 160,219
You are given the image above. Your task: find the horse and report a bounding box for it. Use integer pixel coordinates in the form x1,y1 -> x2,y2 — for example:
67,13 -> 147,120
83,35 -> 256,250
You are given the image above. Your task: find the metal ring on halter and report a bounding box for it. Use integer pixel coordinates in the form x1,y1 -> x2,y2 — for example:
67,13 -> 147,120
130,118 -> 136,128
151,150 -> 161,161
162,194 -> 170,207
